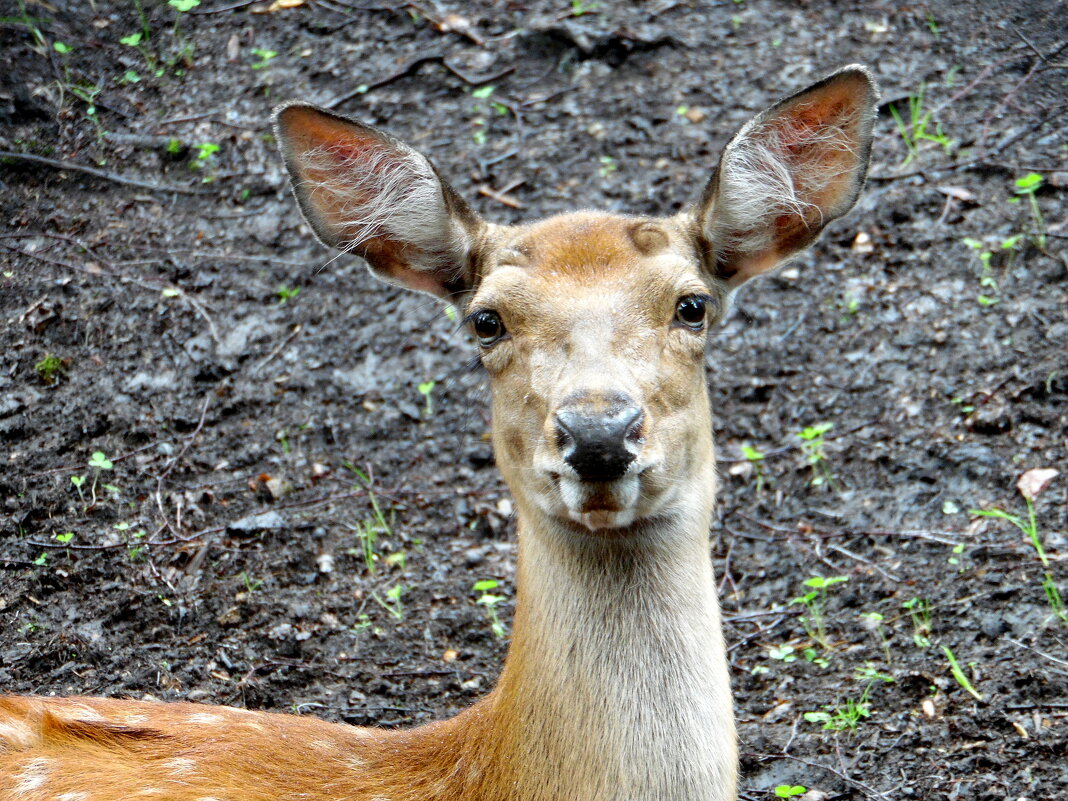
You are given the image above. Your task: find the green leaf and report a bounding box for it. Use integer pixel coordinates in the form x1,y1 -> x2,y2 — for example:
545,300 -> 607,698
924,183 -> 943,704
741,445 -> 764,461
1014,172 -> 1042,193
472,579 -> 499,592
803,711 -> 831,723
53,41 -> 71,53
471,85 -> 495,99
168,0 -> 200,11
418,381 -> 435,396
34,553 -> 47,566
774,786 -> 807,798
88,451 -> 113,470
54,532 -> 74,543
70,475 -> 86,488
120,32 -> 143,46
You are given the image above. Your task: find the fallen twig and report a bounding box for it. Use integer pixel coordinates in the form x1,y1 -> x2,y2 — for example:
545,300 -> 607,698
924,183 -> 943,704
0,151 -> 213,195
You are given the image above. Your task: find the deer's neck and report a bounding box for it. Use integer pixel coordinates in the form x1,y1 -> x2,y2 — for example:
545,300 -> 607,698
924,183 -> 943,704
482,500 -> 736,801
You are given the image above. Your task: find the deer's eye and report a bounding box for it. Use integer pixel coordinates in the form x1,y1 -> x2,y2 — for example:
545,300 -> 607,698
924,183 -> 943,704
674,295 -> 708,330
472,310 -> 506,347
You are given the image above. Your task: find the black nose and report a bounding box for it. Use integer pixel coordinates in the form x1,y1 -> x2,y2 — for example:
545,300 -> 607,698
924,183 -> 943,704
554,401 -> 644,483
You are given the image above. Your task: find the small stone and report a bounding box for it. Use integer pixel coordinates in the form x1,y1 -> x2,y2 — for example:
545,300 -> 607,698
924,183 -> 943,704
316,552 -> 335,574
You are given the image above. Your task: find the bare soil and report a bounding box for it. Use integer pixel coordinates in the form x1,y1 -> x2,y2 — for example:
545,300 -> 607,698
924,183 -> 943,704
1,1 -> 1066,798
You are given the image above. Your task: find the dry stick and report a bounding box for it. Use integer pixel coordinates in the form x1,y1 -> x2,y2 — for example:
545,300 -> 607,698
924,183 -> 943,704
326,55 -> 515,109
827,542 -> 902,583
253,324 -> 302,375
158,395 -> 213,482
977,57 -> 1042,152
0,151 -> 212,195
1004,636 -> 1068,669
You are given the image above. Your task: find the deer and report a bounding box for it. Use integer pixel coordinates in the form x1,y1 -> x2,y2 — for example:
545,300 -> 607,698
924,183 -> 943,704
0,65 -> 877,801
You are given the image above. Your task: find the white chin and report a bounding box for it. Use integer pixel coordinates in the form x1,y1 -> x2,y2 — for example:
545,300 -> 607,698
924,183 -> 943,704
569,508 -> 638,531
558,474 -> 642,531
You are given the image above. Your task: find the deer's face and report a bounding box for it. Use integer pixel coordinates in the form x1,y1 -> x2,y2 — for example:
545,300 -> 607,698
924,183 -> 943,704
273,67 -> 877,535
470,213 -> 721,531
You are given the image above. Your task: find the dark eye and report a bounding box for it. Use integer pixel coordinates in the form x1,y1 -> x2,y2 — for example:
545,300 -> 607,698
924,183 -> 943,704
674,295 -> 708,330
472,310 -> 506,347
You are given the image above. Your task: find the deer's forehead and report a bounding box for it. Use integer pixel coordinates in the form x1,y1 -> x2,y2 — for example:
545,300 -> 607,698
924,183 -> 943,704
477,213 -> 704,314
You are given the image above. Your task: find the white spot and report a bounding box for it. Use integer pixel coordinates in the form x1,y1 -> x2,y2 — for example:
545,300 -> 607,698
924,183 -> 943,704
308,738 -> 336,752
117,712 -> 149,726
187,713 -> 225,725
164,757 -> 197,775
344,755 -> 365,772
65,705 -> 105,723
13,757 -> 50,795
57,793 -> 90,801
0,720 -> 35,750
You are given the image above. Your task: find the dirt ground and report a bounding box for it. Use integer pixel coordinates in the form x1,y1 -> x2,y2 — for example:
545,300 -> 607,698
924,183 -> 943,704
1,0 -> 1066,798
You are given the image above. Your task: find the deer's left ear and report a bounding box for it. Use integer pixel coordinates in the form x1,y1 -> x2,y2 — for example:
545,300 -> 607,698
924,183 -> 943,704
694,65 -> 878,289
273,102 -> 486,300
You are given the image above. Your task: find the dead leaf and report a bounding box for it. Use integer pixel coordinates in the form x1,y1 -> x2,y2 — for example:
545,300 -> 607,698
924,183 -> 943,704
226,34 -> 240,62
852,231 -> 874,254
922,697 -> 937,718
1017,468 -> 1058,501
935,185 -> 978,203
442,649 -> 459,663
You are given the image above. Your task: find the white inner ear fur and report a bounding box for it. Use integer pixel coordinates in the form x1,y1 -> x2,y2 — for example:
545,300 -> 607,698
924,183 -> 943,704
298,139 -> 469,273
709,103 -> 856,264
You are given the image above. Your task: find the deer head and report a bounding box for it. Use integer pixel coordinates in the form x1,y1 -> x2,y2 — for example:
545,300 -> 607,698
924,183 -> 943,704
274,66 -> 877,536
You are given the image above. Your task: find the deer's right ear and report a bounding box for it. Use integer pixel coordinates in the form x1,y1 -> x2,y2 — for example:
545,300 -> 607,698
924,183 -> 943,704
273,102 -> 485,300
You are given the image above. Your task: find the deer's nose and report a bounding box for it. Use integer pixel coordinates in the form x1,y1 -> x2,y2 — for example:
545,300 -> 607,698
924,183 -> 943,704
554,400 -> 644,483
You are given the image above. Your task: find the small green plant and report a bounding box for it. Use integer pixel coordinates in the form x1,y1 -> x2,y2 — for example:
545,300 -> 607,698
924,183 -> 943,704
418,381 -> 436,416
33,552 -> 47,566
1041,572 -> 1068,626
473,579 -> 508,638
741,445 -> 767,491
35,353 -> 66,384
942,645 -> 982,701
971,501 -> 1046,566
372,583 -> 405,620
902,596 -> 932,648
275,284 -> 300,305
790,575 -> 848,650
767,643 -> 797,663
888,83 -> 955,167
250,48 -> 277,70
797,422 -> 835,488
69,451 -> 114,511
571,0 -> 600,16
343,462 -> 396,575
775,786 -> 807,799
119,30 -> 157,73
167,0 -> 200,67
240,571 -> 263,593
1010,173 -> 1046,248
598,155 -> 617,178
190,142 -> 219,180
804,665 -> 892,732
54,532 -> 74,543
962,236 -> 1020,306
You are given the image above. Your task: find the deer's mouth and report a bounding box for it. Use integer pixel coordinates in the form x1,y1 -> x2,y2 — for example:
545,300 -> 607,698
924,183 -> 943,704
556,471 -> 644,531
